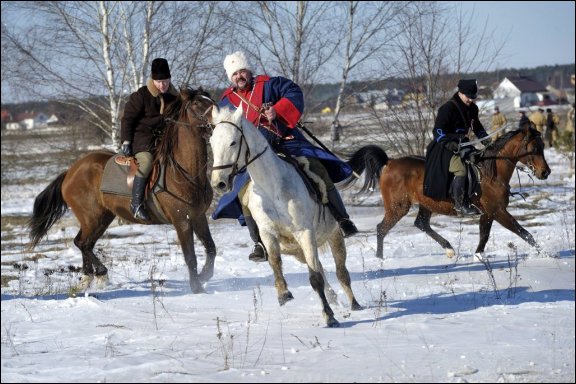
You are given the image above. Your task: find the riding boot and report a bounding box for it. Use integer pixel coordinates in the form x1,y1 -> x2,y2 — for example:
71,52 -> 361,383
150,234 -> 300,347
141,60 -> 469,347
244,215 -> 268,262
450,176 -> 479,217
327,187 -> 358,237
130,176 -> 151,221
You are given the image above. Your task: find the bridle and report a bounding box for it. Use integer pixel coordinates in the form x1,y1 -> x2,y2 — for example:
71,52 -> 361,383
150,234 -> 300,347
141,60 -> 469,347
165,94 -> 215,138
156,94 -> 216,206
211,119 -> 268,185
509,130 -> 545,175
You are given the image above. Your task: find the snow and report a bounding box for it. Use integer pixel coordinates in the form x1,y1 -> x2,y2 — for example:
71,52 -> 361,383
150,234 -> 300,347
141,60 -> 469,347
1,129 -> 574,383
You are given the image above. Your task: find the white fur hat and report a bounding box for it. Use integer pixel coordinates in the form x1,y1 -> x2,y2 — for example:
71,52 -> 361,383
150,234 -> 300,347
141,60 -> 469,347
223,51 -> 251,81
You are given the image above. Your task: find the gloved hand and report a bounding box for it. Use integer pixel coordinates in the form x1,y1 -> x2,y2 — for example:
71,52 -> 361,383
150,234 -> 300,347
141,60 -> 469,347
458,146 -> 476,162
121,141 -> 133,156
481,136 -> 492,147
444,141 -> 459,152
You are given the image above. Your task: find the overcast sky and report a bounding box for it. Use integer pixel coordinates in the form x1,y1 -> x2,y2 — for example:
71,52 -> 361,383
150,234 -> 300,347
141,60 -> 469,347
453,1 -> 575,70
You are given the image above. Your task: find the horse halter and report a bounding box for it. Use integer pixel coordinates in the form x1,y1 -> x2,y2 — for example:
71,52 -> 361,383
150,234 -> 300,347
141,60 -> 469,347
211,120 -> 268,185
511,130 -> 544,174
165,95 -> 216,139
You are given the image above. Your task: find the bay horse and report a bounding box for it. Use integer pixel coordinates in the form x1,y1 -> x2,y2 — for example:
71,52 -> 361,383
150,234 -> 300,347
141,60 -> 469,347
209,105 -> 362,327
28,88 -> 217,293
344,122 -> 551,260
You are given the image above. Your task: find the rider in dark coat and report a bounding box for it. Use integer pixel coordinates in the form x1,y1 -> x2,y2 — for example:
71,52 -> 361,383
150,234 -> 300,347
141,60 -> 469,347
423,79 -> 490,216
212,51 -> 357,262
120,58 -> 179,221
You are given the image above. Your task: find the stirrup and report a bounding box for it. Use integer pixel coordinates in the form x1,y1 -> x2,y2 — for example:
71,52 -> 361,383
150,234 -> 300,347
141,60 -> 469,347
339,219 -> 358,238
248,242 -> 268,263
454,205 -> 480,217
131,202 -> 151,221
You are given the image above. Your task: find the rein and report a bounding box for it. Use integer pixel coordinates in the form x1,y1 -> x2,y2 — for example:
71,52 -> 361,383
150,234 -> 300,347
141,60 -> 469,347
155,93 -> 216,207
477,131 -> 541,199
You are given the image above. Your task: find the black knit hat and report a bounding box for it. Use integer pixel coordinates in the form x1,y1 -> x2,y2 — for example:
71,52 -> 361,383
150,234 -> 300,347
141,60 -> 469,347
151,58 -> 171,80
457,79 -> 478,99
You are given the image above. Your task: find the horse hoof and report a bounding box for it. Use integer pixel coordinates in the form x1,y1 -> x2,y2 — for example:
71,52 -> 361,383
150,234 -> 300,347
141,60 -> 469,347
445,248 -> 455,258
326,318 -> 340,328
95,265 -> 108,276
278,291 -> 294,306
351,301 -> 364,311
76,274 -> 94,292
375,253 -> 384,259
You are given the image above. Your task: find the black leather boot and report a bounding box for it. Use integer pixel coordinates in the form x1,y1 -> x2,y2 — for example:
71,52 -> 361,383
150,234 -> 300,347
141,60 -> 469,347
450,176 -> 479,217
327,188 -> 358,237
244,215 -> 268,262
130,176 -> 151,221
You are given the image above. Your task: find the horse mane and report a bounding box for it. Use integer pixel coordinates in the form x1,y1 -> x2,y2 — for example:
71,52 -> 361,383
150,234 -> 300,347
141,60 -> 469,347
155,87 -> 211,166
480,123 -> 541,179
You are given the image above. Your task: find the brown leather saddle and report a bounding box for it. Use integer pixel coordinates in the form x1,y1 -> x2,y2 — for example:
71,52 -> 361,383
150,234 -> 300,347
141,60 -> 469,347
101,155 -> 162,197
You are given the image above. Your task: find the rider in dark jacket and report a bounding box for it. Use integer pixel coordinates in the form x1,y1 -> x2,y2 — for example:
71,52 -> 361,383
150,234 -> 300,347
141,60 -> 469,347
423,79 -> 491,216
120,58 -> 178,221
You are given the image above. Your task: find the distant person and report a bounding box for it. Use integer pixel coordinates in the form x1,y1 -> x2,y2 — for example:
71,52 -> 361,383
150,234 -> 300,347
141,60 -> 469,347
423,79 -> 490,216
490,106 -> 507,139
120,58 -> 178,221
518,110 -> 530,128
565,103 -> 575,144
529,108 -> 546,134
545,108 -> 559,147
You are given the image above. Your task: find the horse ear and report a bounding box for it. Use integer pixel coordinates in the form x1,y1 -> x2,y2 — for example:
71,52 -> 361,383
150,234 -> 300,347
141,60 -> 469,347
211,104 -> 220,121
234,104 -> 243,120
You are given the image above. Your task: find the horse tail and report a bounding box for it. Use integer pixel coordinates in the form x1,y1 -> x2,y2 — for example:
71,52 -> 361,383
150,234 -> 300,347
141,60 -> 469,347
28,172 -> 68,249
344,145 -> 389,194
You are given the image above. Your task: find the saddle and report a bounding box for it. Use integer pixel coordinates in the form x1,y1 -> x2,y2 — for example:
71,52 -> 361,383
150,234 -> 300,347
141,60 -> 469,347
465,161 -> 481,199
100,154 -> 168,222
276,153 -> 328,205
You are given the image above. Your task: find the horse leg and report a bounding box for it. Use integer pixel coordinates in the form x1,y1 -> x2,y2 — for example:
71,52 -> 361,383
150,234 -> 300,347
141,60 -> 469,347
328,232 -> 363,310
299,231 -> 339,327
376,206 -> 410,259
263,238 -> 293,305
191,215 -> 217,283
494,210 -> 542,253
414,207 -> 455,258
308,266 -> 339,327
474,214 -> 494,260
73,211 -> 115,277
174,221 -> 204,294
316,258 -> 339,306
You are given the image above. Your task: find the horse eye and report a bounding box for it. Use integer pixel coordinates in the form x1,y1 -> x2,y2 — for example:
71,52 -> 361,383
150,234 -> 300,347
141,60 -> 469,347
230,141 -> 236,147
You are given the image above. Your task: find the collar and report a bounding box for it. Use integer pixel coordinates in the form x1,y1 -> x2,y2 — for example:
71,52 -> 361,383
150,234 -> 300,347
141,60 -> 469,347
146,78 -> 179,97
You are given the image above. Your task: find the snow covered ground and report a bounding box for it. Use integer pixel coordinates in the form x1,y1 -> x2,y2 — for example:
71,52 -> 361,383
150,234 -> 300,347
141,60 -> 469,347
1,127 -> 574,382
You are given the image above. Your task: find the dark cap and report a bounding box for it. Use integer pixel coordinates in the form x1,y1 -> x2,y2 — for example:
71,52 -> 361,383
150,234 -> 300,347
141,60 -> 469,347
151,58 -> 171,80
458,79 -> 478,99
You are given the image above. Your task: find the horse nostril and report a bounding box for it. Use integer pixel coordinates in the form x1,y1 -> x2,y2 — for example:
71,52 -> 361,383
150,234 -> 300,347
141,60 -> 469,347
217,181 -> 227,191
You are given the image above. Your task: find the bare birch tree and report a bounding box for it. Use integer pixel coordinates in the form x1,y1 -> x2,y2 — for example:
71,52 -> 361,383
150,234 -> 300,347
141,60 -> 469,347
1,1 -> 227,146
330,1 -> 407,145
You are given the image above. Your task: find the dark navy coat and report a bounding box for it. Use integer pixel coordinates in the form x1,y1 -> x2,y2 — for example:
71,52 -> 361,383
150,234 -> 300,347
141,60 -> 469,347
423,93 -> 488,199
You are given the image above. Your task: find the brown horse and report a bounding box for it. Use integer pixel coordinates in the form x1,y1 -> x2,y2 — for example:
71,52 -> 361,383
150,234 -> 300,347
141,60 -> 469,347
27,88 -> 217,293
344,123 -> 551,259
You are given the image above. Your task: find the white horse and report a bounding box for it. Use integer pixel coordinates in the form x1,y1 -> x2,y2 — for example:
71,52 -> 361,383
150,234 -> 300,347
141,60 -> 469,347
210,105 -> 362,327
